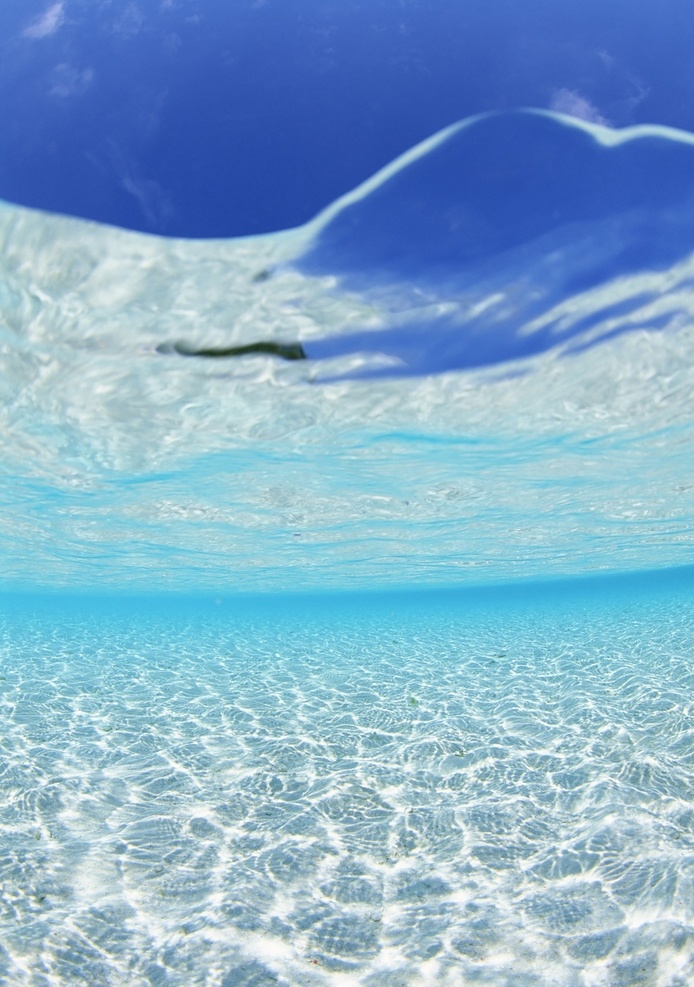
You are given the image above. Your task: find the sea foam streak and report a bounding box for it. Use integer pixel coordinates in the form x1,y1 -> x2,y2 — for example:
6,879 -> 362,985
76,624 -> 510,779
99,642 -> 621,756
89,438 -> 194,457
1,110 -> 694,591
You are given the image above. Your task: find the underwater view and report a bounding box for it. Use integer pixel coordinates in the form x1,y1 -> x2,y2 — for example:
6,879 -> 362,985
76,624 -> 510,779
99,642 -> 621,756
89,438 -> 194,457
0,579 -> 693,986
1,2 -> 694,985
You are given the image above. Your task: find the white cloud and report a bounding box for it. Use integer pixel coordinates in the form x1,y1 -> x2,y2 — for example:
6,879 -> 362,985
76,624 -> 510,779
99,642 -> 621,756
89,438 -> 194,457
549,89 -> 611,128
122,173 -> 174,230
112,3 -> 144,38
49,63 -> 94,98
23,1 -> 65,40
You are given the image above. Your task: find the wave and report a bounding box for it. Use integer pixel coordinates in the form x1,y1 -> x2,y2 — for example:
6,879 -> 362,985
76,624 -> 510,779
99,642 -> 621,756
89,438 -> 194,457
1,110 -> 694,590
292,109 -> 694,376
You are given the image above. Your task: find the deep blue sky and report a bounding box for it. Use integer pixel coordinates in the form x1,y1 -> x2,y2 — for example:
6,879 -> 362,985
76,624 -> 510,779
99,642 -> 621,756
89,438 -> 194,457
1,0 -> 692,237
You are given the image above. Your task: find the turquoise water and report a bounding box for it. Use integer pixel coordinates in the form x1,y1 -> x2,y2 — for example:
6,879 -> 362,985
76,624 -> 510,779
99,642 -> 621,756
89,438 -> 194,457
1,577 -> 693,985
2,110 -> 694,983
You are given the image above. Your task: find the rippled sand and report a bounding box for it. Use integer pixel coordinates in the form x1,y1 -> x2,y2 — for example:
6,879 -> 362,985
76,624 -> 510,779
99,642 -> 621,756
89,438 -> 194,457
1,586 -> 693,985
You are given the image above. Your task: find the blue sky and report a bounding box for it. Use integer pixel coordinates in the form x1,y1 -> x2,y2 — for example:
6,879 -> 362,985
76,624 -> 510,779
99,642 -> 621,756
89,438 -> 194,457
1,0 -> 692,236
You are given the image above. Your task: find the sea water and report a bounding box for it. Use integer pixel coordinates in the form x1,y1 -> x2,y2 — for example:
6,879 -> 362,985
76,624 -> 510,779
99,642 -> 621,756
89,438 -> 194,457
1,580 -> 693,986
1,110 -> 694,984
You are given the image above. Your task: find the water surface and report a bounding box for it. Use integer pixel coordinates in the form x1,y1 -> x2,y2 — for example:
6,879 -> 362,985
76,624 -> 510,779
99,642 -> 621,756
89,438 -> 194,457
2,110 -> 694,593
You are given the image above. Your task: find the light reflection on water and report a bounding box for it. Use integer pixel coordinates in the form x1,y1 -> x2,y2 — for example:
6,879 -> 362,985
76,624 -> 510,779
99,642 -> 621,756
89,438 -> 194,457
1,110 -> 694,591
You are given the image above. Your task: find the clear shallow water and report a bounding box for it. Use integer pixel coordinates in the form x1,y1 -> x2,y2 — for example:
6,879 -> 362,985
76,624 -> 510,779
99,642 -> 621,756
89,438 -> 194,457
2,110 -> 694,592
1,577 -> 693,986
2,107 -> 694,984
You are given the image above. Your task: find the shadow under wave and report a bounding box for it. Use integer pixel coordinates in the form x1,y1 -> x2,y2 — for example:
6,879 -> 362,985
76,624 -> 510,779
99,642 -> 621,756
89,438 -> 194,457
288,109 -> 694,378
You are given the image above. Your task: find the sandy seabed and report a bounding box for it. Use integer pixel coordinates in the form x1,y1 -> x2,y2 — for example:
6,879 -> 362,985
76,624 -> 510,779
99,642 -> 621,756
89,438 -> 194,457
0,588 -> 693,986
